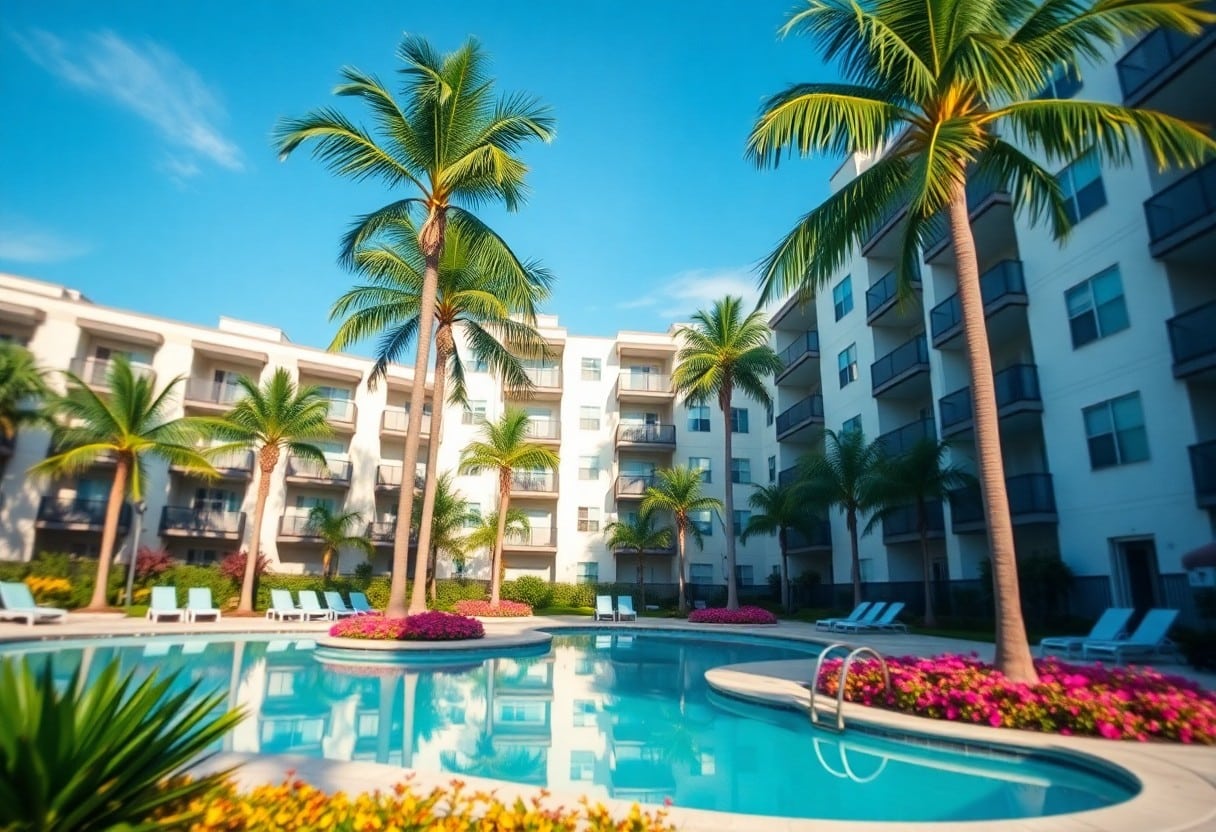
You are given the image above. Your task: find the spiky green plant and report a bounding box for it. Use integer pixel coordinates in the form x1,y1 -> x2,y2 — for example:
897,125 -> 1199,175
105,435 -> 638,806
305,504 -> 375,579
741,482 -> 827,612
604,508 -> 673,611
410,471 -> 479,600
641,466 -> 724,615
0,342 -> 51,443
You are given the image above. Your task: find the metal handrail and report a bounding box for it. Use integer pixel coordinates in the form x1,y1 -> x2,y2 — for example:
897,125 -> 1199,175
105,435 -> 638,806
808,643 -> 891,732
811,736 -> 890,784
807,643 -> 851,729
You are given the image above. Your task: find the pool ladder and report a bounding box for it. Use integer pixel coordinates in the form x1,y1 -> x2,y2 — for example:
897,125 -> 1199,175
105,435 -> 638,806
806,643 -> 890,732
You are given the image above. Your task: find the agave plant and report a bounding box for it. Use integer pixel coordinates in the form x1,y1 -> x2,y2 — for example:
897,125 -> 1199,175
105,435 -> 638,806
0,657 -> 243,831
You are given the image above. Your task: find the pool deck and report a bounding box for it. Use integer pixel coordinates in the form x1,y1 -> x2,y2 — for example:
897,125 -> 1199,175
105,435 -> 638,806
2,613 -> 1214,831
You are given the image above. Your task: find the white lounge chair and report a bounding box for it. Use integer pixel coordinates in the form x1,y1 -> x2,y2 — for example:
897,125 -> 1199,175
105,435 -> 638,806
296,590 -> 334,621
266,589 -> 306,621
816,602 -> 871,631
1039,608 -> 1133,657
0,582 -> 67,626
146,586 -> 185,622
832,602 -> 888,632
349,592 -> 376,614
595,595 -> 616,621
323,591 -> 359,619
186,587 -> 222,622
617,596 -> 638,621
1081,609 -> 1180,664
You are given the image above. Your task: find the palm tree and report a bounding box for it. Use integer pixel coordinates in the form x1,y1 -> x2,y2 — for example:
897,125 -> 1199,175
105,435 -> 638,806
330,219 -> 550,614
641,466 -> 723,615
872,438 -> 974,628
603,508 -> 673,612
276,35 -> 555,619
205,368 -> 332,613
672,296 -> 782,610
747,1 -> 1216,682
0,342 -> 50,446
463,508 -> 532,582
459,409 -> 558,604
410,471 -> 478,601
30,358 -> 214,610
740,482 -> 825,613
305,504 -> 375,578
800,430 -> 883,611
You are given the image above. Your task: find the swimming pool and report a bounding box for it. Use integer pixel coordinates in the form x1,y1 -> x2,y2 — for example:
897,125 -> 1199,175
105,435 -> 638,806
0,630 -> 1136,822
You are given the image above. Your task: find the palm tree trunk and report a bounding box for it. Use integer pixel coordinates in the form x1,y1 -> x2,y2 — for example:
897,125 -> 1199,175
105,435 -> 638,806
409,327 -> 451,614
847,509 -> 861,608
427,546 -> 438,604
239,445 -> 278,613
720,388 -> 739,610
87,458 -> 129,609
779,528 -> 790,613
390,224 -> 444,618
947,182 -> 1037,683
676,522 -> 688,615
918,497 -> 936,628
490,475 -> 510,606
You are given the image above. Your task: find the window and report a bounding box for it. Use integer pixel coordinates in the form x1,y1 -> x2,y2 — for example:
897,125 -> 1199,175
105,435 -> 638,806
838,344 -> 858,388
765,404 -> 773,426
570,750 -> 596,781
1066,266 -> 1129,348
578,455 -> 599,480
577,507 -> 600,532
687,405 -> 710,432
1083,392 -> 1149,469
577,561 -> 599,583
734,564 -> 754,585
731,457 -> 751,484
689,457 -> 711,483
733,510 -> 750,536
462,400 -> 487,425
832,276 -> 854,320
730,407 -> 749,434
573,700 -> 597,728
579,405 -> 600,430
1057,150 -> 1106,224
690,509 -> 714,536
842,414 -> 862,435
689,563 -> 713,584
581,358 -> 601,381
1035,64 -> 1082,99
185,548 -> 218,565
767,455 -> 776,483
463,502 -> 481,528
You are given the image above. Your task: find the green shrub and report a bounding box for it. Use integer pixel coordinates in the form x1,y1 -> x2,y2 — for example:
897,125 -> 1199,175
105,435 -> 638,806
433,579 -> 487,611
501,575 -> 552,608
352,561 -> 374,586
162,565 -> 237,609
0,561 -> 28,582
549,582 -> 597,608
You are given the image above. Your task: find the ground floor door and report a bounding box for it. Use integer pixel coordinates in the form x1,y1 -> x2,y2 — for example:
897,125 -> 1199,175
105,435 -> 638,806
1113,537 -> 1160,626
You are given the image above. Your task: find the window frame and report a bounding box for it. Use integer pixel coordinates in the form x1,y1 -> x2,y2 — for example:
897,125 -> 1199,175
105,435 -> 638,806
1083,392 -> 1150,470
579,405 -> 600,430
730,457 -> 751,484
730,407 -> 749,434
577,455 -> 600,480
838,343 -> 859,389
1065,265 -> 1129,349
580,357 -> 601,381
687,404 -> 711,432
689,456 -> 712,483
832,276 -> 854,321
1057,150 -> 1107,224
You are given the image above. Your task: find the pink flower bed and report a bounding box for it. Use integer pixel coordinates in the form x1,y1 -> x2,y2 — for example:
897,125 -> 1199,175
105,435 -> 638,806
816,653 -> 1216,744
329,611 -> 484,641
687,605 -> 777,625
452,599 -> 533,618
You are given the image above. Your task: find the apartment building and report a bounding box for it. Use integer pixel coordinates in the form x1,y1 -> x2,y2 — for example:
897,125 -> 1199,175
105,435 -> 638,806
770,23 -> 1215,616
0,272 -> 781,589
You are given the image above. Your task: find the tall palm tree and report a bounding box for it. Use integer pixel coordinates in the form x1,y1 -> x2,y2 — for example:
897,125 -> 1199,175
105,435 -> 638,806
329,219 -> 551,614
410,471 -> 478,601
800,430 -> 883,611
747,1 -> 1216,682
276,35 -> 555,618
0,342 -> 50,446
459,409 -> 558,604
871,438 -> 974,628
641,466 -> 723,615
603,508 -> 673,612
672,296 -> 782,610
205,368 -> 332,613
740,482 -> 825,613
305,504 -> 375,578
30,358 -> 215,610
463,508 -> 531,581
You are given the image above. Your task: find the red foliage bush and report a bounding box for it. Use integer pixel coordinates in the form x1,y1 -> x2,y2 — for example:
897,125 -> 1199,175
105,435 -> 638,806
134,546 -> 173,581
219,550 -> 269,584
452,599 -> 533,618
687,605 -> 778,624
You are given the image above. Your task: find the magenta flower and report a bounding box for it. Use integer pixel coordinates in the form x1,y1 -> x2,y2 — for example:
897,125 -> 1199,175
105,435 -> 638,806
686,606 -> 778,625
329,611 -> 485,641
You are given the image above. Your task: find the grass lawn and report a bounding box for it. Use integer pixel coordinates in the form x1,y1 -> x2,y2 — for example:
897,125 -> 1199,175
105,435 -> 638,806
534,605 -> 594,616
124,605 -> 149,618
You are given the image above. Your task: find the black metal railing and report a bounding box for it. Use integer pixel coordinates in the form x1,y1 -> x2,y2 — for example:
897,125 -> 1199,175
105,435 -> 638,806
1189,440 -> 1216,504
367,520 -> 397,544
1117,9 -> 1215,101
950,473 -> 1057,529
615,424 -> 676,445
882,500 -> 945,540
865,269 -> 920,319
511,471 -> 556,492
939,364 -> 1041,432
1168,300 -> 1216,370
36,497 -> 131,529
876,417 -> 937,457
871,336 -> 929,393
376,463 -> 425,490
787,520 -> 832,550
286,456 -> 352,484
775,395 -> 825,437
615,474 -> 656,497
862,200 -> 907,248
159,506 -> 245,536
1144,160 -> 1216,248
777,465 -> 800,488
930,260 -> 1027,343
778,331 -> 820,372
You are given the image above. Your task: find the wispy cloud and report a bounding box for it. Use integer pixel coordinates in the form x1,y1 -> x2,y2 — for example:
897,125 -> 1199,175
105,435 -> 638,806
13,28 -> 243,176
619,266 -> 767,321
0,218 -> 89,264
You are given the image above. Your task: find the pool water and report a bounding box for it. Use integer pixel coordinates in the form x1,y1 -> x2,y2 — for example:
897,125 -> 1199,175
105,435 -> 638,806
1,631 -> 1135,822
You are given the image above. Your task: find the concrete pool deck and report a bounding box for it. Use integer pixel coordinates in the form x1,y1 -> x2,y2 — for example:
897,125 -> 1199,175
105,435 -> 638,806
1,613 -> 1213,830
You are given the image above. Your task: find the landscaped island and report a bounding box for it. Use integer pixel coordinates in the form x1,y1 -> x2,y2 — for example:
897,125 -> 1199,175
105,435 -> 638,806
329,611 -> 484,641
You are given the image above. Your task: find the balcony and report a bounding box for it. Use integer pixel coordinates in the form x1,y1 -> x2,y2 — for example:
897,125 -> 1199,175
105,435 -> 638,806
367,520 -> 415,548
922,178 -> 1013,263
35,497 -> 131,532
930,260 -> 1028,349
950,474 -> 1057,533
510,471 -> 558,498
876,417 -> 936,457
613,542 -> 676,557
1169,301 -> 1216,378
159,506 -> 245,540
938,364 -> 1043,438
171,448 -> 255,480
865,269 -> 922,327
776,331 -> 820,384
615,423 -> 676,449
381,407 -> 431,437
68,357 -> 155,388
277,514 -> 322,541
183,378 -> 246,411
525,418 -> 561,444
861,200 -> 909,259
615,474 -> 656,500
777,465 -> 800,488
284,456 -> 352,488
1189,440 -> 1216,508
1117,8 -> 1216,112
617,372 -> 673,402
1144,161 -> 1216,260
503,526 -> 558,551
882,500 -> 945,544
775,394 -> 825,442
787,520 -> 832,553
375,463 -> 425,491
507,366 -> 562,400
871,335 -> 930,398
325,399 -> 358,432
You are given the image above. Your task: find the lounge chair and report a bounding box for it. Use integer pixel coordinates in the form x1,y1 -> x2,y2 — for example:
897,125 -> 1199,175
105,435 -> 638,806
349,591 -> 376,614
617,596 -> 638,621
146,586 -> 185,622
265,589 -> 306,621
296,590 -> 335,621
323,591 -> 359,619
595,595 -> 616,621
831,602 -> 888,632
869,601 -> 908,632
1081,608 -> 1180,664
186,587 -> 222,623
815,602 -> 871,631
1039,608 -> 1133,657
0,582 -> 67,626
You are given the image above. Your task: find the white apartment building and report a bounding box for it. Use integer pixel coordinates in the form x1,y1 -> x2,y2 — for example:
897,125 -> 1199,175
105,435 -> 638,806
770,23 -> 1214,620
0,272 -> 781,590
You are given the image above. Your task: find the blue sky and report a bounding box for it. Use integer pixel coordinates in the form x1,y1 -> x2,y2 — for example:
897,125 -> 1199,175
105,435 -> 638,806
0,1 -> 838,352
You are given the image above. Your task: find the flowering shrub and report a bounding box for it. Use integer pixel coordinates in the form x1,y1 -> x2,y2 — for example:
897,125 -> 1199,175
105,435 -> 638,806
23,576 -> 72,606
453,599 -> 533,618
816,653 -> 1216,744
135,546 -> 174,582
687,605 -> 777,625
330,611 -> 484,641
218,551 -> 268,584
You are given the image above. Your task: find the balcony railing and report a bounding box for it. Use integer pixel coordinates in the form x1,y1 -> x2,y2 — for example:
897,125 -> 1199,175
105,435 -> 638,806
930,260 -> 1027,345
775,395 -> 825,438
778,331 -> 820,373
325,398 -> 356,424
511,471 -> 556,493
184,378 -> 246,407
36,497 -> 131,529
1117,9 -> 1216,102
871,336 -> 929,395
1189,440 -> 1216,507
278,514 -> 321,538
615,424 -> 676,445
376,463 -> 425,490
865,269 -> 920,321
381,407 -> 431,435
285,455 -> 352,485
939,364 -> 1041,433
159,506 -> 245,537
525,419 -> 561,441
368,520 -> 398,545
876,417 -> 936,457
862,200 -> 907,249
777,465 -> 800,488
882,500 -> 945,541
615,474 -> 656,497
506,526 -> 558,547
787,520 -> 832,550
1144,161 -> 1216,252
949,473 -> 1057,530
68,357 -> 155,387
522,366 -> 561,388
1168,301 -> 1216,375
172,448 -> 255,478
618,372 -> 671,393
